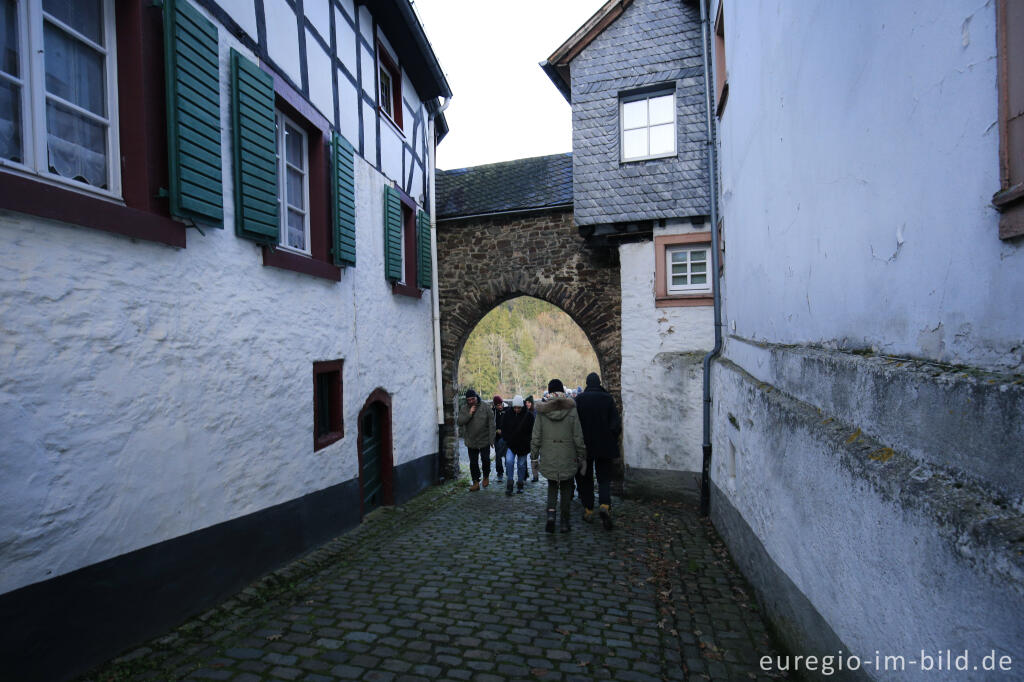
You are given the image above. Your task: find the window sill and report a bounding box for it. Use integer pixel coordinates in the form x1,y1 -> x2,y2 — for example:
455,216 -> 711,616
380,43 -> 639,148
621,151 -> 677,164
315,431 -> 344,452
391,281 -> 422,298
655,294 -> 713,308
0,171 -> 185,247
262,246 -> 341,281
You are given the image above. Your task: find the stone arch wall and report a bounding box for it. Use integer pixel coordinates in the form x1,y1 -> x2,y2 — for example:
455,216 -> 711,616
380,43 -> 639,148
435,207 -> 621,478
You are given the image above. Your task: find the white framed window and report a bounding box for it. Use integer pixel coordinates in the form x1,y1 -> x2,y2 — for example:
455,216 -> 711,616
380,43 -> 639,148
620,90 -> 675,162
378,64 -> 393,120
0,0 -> 120,196
275,110 -> 310,255
666,245 -> 710,293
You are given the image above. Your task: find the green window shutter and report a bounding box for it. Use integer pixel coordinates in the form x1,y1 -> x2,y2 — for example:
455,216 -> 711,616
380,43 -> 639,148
383,186 -> 403,281
332,132 -> 356,266
164,0 -> 223,226
230,49 -> 279,243
416,209 -> 432,289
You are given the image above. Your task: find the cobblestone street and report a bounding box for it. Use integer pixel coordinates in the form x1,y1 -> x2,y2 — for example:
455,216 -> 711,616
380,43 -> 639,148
82,462 -> 788,682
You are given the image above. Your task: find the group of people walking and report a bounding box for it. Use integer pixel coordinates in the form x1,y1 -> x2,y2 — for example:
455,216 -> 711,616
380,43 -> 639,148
458,372 -> 621,533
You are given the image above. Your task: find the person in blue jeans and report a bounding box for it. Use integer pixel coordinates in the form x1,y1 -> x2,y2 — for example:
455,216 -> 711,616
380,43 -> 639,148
502,395 -> 534,495
492,395 -> 508,482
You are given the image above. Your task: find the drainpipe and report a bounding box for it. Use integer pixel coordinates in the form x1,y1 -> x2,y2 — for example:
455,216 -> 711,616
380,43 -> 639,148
428,96 -> 451,482
699,0 -> 723,517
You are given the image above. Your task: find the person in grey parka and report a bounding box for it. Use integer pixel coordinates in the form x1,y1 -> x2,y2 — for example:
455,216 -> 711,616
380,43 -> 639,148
532,379 -> 586,533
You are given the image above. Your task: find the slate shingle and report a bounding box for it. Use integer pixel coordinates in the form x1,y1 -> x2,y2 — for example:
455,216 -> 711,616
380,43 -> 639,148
436,153 -> 573,219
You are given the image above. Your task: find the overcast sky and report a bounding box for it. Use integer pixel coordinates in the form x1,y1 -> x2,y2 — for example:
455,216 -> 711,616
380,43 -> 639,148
411,0 -> 608,171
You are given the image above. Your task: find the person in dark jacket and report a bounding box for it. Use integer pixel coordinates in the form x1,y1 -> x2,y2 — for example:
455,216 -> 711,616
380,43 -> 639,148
573,372 -> 621,529
492,395 -> 507,482
501,395 -> 534,496
524,395 -> 538,481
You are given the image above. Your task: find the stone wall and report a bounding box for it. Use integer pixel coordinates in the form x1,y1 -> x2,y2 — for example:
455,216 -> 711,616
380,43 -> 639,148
435,208 -> 621,477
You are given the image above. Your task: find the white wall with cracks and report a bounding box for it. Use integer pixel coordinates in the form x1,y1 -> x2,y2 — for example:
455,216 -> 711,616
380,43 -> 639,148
716,0 -> 1023,373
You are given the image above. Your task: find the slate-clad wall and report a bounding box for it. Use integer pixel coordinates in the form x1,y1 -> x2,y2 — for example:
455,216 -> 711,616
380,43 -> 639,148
571,0 -> 709,226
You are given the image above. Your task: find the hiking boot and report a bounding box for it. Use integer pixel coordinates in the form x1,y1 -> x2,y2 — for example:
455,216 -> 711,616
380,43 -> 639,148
582,508 -> 595,524
545,510 -> 556,533
560,516 -> 571,533
482,476 -> 489,488
516,482 -> 524,494
469,481 -> 480,492
506,482 -> 513,496
599,504 -> 613,530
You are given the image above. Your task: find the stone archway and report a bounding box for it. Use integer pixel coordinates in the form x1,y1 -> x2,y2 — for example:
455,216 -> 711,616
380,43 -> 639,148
435,207 -> 621,478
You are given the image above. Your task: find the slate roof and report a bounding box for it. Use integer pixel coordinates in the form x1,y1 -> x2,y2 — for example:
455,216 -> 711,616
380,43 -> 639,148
436,154 -> 573,219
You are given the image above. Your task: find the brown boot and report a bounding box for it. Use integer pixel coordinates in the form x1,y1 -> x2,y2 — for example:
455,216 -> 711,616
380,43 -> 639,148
469,481 -> 480,492
482,476 -> 489,488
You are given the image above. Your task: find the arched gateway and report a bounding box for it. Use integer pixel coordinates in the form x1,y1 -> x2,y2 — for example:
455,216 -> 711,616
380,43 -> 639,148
435,154 -> 621,478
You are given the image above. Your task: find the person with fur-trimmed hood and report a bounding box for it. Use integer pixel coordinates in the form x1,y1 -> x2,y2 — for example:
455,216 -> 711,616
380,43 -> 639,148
531,379 -> 586,533
457,388 -> 495,491
574,372 -> 621,529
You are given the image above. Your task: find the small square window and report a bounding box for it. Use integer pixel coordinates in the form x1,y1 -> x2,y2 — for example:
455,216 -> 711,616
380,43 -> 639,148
667,246 -> 710,293
620,90 -> 675,162
314,360 -> 343,451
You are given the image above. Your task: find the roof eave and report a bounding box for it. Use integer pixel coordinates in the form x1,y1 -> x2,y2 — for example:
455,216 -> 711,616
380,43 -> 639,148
543,0 -> 634,82
540,61 -> 571,103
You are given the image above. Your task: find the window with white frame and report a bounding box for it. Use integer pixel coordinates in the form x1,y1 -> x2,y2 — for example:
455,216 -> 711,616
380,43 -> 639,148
0,0 -> 120,194
275,110 -> 310,254
621,90 -> 675,162
666,245 -> 710,293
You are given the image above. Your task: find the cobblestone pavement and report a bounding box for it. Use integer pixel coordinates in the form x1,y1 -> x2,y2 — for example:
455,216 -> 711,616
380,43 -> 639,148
82,462 -> 789,681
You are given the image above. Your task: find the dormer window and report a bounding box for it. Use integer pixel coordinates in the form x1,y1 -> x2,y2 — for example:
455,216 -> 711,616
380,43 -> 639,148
377,43 -> 403,129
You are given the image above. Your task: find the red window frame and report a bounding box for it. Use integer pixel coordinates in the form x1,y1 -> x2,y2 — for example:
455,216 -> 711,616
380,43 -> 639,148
259,66 -> 341,281
392,188 -> 422,298
313,359 -> 344,451
377,42 -> 403,131
0,2 -> 185,247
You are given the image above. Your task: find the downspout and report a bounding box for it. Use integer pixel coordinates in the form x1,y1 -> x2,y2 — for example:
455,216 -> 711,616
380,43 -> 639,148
699,0 -> 723,517
428,96 -> 451,482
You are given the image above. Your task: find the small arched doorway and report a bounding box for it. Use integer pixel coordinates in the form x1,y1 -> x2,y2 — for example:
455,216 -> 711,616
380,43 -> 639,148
357,388 -> 394,515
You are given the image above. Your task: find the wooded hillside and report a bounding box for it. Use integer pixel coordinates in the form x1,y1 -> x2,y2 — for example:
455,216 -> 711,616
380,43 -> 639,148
457,297 -> 598,399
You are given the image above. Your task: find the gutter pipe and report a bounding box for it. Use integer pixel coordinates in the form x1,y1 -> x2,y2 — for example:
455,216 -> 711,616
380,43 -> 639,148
699,0 -> 723,517
428,96 -> 452,482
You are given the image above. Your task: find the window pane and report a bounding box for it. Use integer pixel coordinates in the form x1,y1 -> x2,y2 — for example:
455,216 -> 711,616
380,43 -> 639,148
622,99 -> 646,129
622,128 -> 647,159
286,167 -> 304,209
690,250 -> 707,261
0,79 -> 21,162
691,263 -> 706,274
286,209 -> 305,250
670,250 -> 688,262
284,123 -> 303,167
1,0 -> 18,76
43,0 -> 102,45
46,99 -> 106,187
671,263 -> 688,275
44,23 -> 105,116
648,94 -> 674,125
672,275 -> 686,286
692,274 -> 707,284
649,123 -> 674,156
379,68 -> 392,115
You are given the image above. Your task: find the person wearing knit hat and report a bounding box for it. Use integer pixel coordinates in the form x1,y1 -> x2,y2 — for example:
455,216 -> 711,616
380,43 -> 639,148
501,395 -> 534,495
532,378 -> 586,533
492,395 -> 507,482
573,372 -> 621,529
457,388 -> 495,491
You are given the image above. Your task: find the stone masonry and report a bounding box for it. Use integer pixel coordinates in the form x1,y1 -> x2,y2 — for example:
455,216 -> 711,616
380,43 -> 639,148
570,0 -> 710,226
436,208 -> 621,480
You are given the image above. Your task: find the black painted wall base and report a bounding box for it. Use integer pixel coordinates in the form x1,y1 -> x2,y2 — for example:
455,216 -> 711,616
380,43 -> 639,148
2,452 -> 438,682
